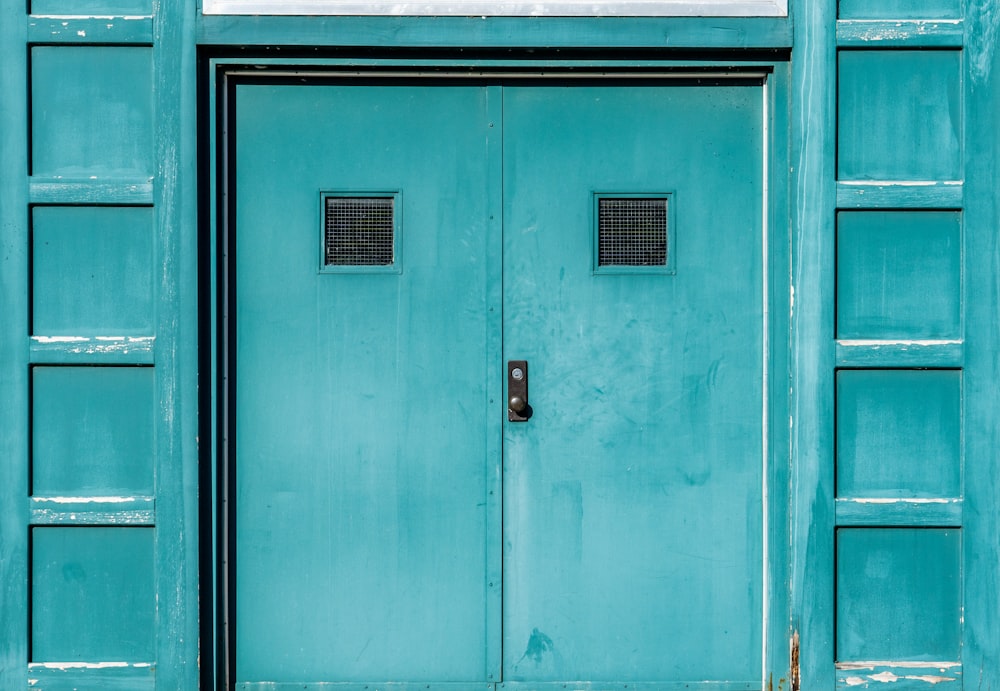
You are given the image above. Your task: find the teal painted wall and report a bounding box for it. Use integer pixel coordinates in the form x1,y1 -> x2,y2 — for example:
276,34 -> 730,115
0,1 -> 999,690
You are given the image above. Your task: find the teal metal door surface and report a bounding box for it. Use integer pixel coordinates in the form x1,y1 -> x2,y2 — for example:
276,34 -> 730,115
229,77 -> 768,689
501,84 -> 764,684
231,82 -> 497,684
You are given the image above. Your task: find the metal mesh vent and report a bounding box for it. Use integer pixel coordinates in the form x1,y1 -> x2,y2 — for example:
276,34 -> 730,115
325,197 -> 395,266
598,197 -> 668,267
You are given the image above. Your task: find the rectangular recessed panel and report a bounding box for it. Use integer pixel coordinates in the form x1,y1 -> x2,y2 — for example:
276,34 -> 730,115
31,527 -> 155,661
31,47 -> 153,177
836,369 -> 961,498
324,196 -> 394,266
32,206 -> 154,336
837,528 -> 961,661
32,366 -> 154,495
838,50 -> 961,181
837,211 -> 961,340
598,197 -> 668,267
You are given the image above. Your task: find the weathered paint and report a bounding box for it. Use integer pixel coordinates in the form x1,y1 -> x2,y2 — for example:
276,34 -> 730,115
0,0 -> 998,690
837,661 -> 962,688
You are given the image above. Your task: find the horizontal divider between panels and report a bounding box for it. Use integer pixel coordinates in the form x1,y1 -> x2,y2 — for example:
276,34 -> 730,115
196,15 -> 793,49
30,336 -> 155,365
836,181 -> 963,209
28,662 -> 155,691
835,661 -> 961,689
29,496 -> 155,525
835,341 -> 963,368
29,178 -> 154,205
28,16 -> 153,45
835,498 -> 962,527
836,20 -> 964,47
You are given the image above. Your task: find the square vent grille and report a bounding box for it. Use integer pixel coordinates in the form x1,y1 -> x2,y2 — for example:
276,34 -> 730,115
597,197 -> 668,267
324,196 -> 395,266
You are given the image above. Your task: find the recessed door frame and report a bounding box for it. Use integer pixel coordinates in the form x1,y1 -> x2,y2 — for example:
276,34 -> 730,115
202,58 -> 791,691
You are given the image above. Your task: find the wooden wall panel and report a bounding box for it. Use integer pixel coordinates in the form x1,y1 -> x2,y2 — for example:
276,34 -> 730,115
31,527 -> 155,661
32,206 -> 154,335
32,366 -> 155,496
836,369 -> 961,499
30,47 -> 154,178
836,528 -> 962,661
838,50 -> 962,182
836,210 -> 962,339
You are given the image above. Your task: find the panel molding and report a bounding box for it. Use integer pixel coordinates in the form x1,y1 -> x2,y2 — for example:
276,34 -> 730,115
836,181 -> 963,209
836,19 -> 964,47
28,178 -> 154,205
834,499 -> 962,527
27,16 -> 153,44
29,496 -> 156,525
29,336 -> 156,364
834,661 -> 961,689
27,662 -> 155,691
835,340 -> 963,368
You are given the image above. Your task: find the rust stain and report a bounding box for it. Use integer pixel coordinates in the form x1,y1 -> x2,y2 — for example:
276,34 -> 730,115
790,631 -> 800,691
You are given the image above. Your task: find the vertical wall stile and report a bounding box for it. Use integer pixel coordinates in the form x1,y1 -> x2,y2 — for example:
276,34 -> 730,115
832,0 -> 970,686
153,0 -> 201,688
963,0 -> 1000,686
790,0 -> 837,688
19,0 -> 162,689
0,2 -> 28,690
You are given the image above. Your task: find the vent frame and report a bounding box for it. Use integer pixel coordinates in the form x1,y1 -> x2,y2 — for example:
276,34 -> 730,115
592,192 -> 676,275
319,191 -> 402,274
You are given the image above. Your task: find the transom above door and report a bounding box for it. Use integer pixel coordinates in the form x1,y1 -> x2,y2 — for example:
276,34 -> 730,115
221,74 -> 784,691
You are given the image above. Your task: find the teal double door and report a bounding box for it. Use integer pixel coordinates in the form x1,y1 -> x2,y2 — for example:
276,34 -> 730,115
229,76 -> 771,689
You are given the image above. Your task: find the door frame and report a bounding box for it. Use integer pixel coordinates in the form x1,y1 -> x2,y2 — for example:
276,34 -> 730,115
201,58 -> 792,691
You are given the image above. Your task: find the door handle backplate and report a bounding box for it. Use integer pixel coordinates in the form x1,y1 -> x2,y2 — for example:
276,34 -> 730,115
508,360 -> 531,422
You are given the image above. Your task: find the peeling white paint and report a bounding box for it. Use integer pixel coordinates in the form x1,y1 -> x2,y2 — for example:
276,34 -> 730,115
33,14 -> 151,19
837,661 -> 961,670
870,672 -> 899,683
33,496 -> 145,504
30,335 -> 156,355
845,497 -> 958,504
76,29 -> 86,36
906,675 -> 957,684
32,336 -> 88,343
29,661 -> 131,670
845,677 -> 866,686
840,180 -> 962,187
837,339 -> 962,347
